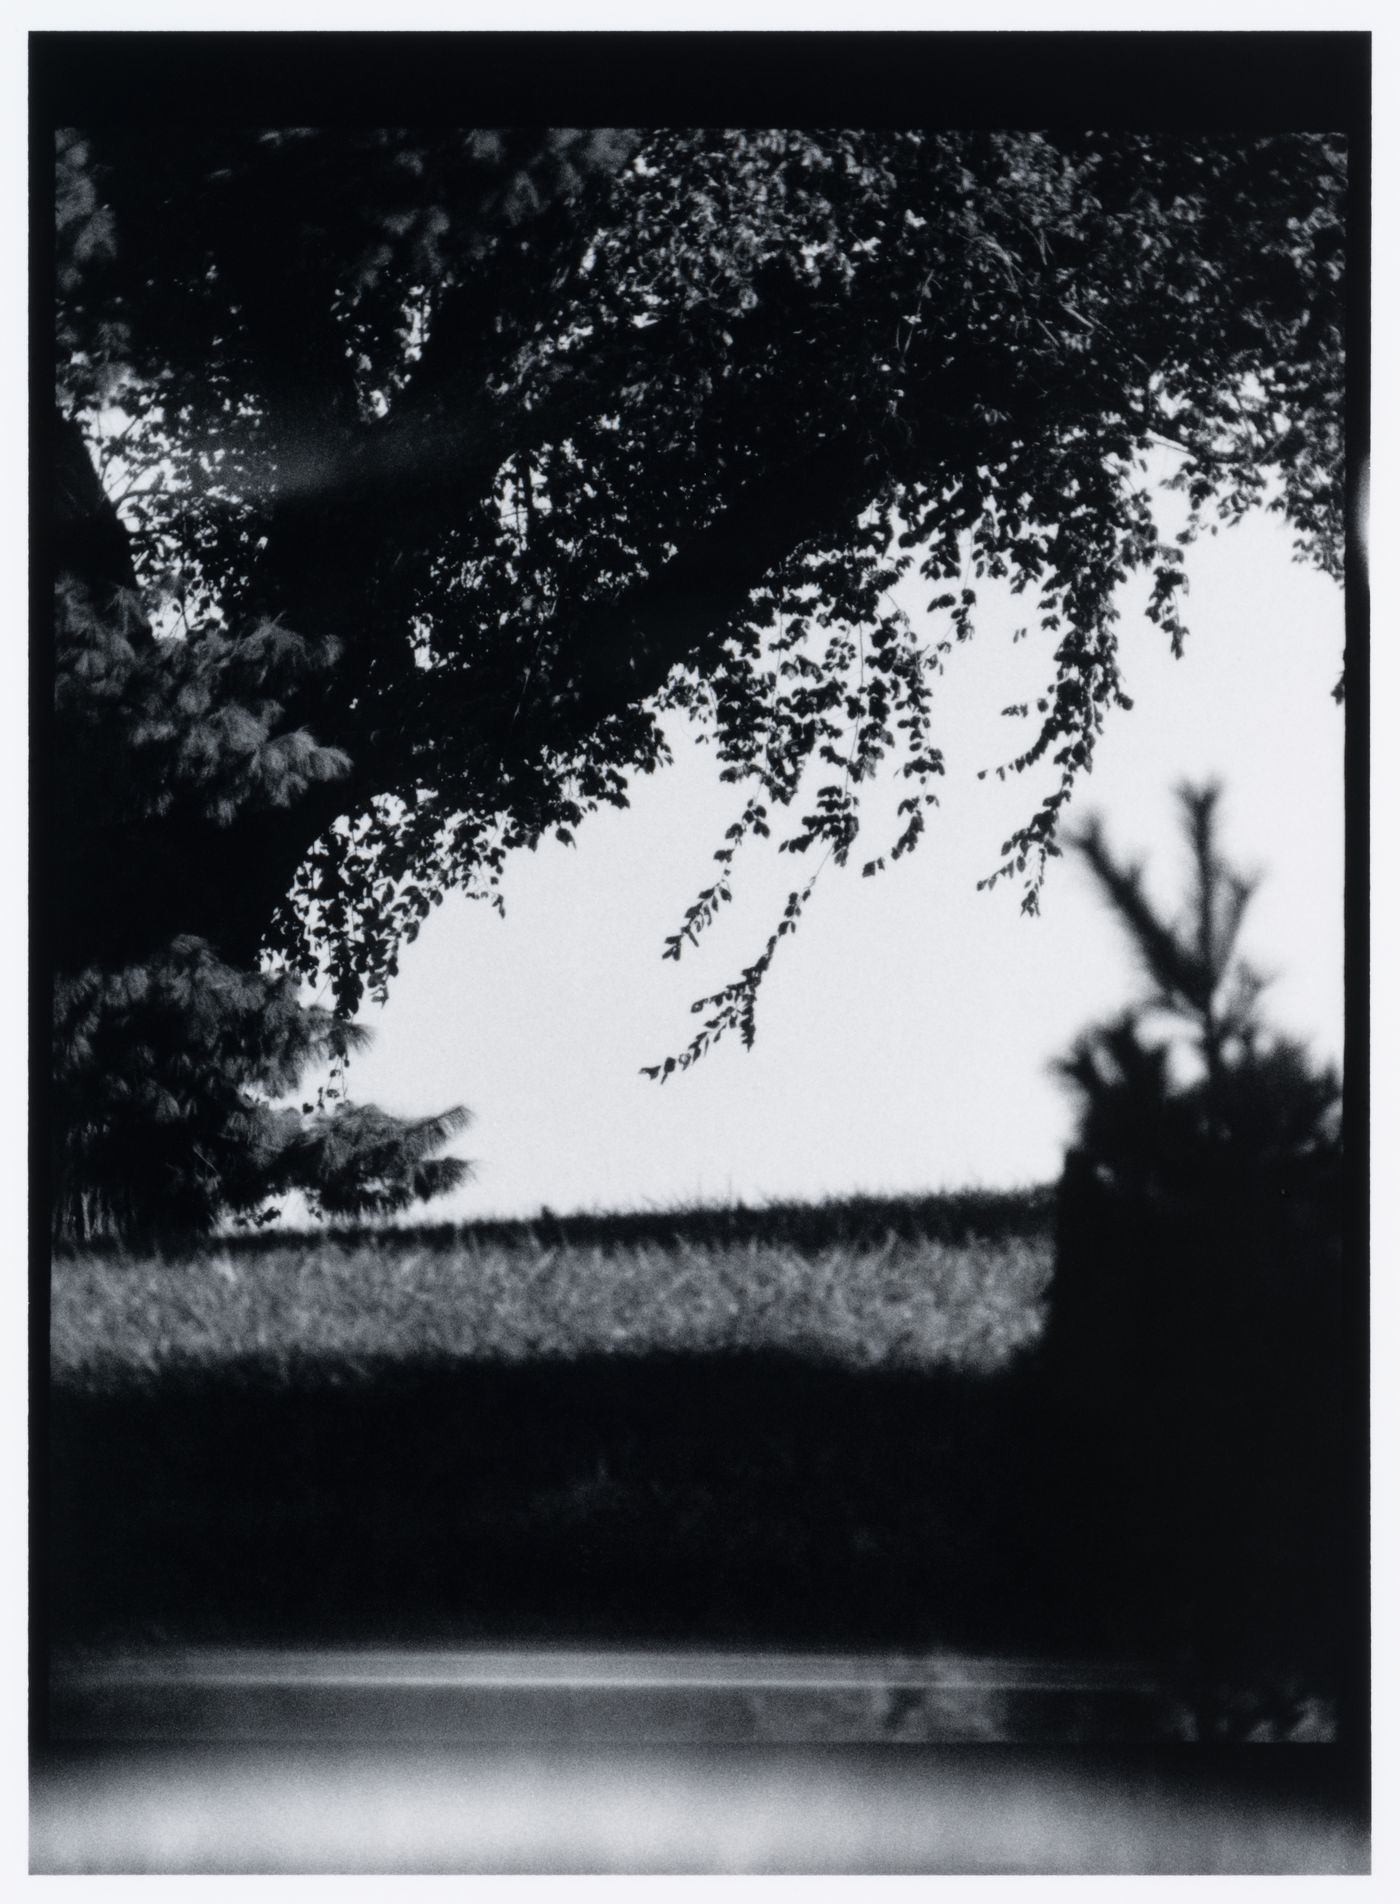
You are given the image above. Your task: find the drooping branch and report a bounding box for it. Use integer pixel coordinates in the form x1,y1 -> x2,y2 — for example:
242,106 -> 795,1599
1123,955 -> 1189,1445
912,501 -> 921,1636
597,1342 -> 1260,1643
56,126 -> 1347,1029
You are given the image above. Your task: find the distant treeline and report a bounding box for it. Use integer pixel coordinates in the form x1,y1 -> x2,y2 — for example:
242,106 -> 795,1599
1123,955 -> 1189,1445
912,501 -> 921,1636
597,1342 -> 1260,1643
170,1185 -> 1057,1261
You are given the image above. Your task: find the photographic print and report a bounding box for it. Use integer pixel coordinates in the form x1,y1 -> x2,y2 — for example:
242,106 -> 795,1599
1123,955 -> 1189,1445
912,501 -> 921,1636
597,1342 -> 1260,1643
31,26 -> 1369,1875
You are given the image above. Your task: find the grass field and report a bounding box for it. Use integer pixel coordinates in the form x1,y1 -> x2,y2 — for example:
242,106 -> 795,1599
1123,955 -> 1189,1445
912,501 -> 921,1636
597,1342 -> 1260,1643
51,1225 -> 1052,1389
48,1193 -> 1071,1649
44,1188 -> 1352,1735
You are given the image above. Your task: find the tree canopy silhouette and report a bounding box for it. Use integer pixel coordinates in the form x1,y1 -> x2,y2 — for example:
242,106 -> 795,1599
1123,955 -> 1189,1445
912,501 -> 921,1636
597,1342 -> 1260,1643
52,125 -> 1346,1237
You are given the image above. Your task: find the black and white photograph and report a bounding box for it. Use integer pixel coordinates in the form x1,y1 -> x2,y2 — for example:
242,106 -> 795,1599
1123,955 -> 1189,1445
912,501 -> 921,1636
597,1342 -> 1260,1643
30,22 -> 1372,1877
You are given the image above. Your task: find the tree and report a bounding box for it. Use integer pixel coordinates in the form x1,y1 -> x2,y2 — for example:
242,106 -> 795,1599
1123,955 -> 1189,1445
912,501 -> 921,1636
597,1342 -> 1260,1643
51,126 -> 1346,1239
1049,782 -> 1342,1373
53,930 -> 470,1247
1044,787 -> 1346,1733
53,392 -> 471,1243
1055,784 -> 1341,1210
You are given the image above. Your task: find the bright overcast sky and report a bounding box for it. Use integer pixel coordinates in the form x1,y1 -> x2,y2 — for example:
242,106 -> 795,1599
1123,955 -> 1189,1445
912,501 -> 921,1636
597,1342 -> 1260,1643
341,489 -> 1346,1223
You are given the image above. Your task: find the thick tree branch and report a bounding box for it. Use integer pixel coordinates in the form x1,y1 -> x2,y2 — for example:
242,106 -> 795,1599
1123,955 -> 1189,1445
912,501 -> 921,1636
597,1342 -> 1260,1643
53,408 -> 149,634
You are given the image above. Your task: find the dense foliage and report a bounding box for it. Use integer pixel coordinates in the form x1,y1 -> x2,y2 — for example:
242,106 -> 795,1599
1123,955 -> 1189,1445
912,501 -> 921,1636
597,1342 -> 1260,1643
53,932 -> 470,1244
51,547 -> 470,1242
53,125 -> 1346,1236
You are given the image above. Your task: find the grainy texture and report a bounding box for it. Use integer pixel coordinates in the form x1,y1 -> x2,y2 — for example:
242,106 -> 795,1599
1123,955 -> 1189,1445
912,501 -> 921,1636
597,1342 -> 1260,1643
51,1230 -> 1052,1390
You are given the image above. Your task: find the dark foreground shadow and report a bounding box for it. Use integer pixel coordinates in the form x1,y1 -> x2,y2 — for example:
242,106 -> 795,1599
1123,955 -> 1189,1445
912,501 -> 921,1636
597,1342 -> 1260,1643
49,1350 -> 1052,1648
45,1346 -> 1352,1728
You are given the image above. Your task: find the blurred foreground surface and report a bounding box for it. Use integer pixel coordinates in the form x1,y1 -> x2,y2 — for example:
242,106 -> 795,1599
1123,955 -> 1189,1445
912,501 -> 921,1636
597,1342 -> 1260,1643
44,1645 -> 1194,1747
35,1648 -> 1366,1874
32,1741 -> 1368,1875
